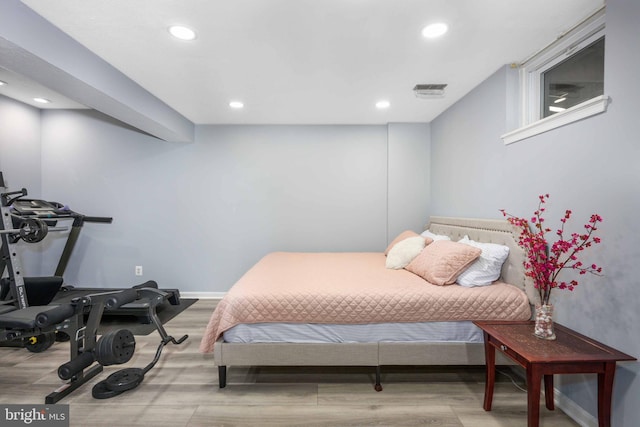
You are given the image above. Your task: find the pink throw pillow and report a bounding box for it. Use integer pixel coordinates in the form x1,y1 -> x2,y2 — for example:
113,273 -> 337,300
405,240 -> 482,285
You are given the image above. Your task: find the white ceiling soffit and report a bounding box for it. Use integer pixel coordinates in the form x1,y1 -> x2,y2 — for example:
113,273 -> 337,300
1,0 -> 194,142
0,66 -> 87,109
20,0 -> 603,126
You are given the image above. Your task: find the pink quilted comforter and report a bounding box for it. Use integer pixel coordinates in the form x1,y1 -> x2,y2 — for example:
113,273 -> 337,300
200,252 -> 531,352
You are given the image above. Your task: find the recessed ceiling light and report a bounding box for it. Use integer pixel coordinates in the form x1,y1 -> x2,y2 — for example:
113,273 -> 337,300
168,25 -> 197,41
0,80 -> 6,86
33,97 -> 51,104
229,101 -> 244,109
422,22 -> 448,38
375,100 -> 390,109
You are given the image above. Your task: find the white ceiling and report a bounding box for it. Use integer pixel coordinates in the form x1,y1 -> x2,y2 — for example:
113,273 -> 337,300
19,0 -> 603,125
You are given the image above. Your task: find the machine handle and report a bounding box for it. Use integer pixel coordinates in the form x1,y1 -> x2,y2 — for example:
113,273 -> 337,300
35,304 -> 76,328
82,216 -> 113,223
58,352 -> 96,380
104,288 -> 139,310
1,188 -> 27,206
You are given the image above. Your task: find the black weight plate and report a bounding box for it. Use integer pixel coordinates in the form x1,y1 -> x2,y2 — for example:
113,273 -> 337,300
95,332 -> 114,365
96,329 -> 135,366
19,218 -> 48,243
92,379 -> 124,399
105,368 -> 144,392
111,329 -> 135,364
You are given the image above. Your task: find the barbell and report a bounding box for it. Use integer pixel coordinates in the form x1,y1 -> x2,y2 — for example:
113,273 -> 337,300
0,218 -> 67,243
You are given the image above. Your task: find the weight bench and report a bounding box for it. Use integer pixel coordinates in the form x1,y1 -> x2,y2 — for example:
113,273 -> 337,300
54,281 -> 181,324
0,283 -> 188,403
0,305 -> 63,330
0,276 -> 65,351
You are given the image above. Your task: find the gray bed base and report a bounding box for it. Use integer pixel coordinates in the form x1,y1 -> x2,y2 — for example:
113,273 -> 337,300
214,216 -> 536,389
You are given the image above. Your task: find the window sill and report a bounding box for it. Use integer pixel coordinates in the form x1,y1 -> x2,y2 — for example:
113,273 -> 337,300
501,95 -> 610,145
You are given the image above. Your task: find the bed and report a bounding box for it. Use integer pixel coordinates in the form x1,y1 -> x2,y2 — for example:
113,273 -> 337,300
200,216 -> 536,389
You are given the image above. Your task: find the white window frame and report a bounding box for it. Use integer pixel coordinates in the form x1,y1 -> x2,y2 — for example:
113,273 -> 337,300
502,7 -> 607,145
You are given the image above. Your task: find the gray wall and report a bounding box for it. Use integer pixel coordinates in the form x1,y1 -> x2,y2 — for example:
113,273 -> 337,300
430,0 -> 639,424
387,123 -> 431,240
0,95 -> 42,194
24,112 -> 428,294
0,95 -> 43,276
430,67 -> 512,218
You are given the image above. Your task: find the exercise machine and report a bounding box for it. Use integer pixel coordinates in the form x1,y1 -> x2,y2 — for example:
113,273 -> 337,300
0,171 -> 182,326
0,172 -> 189,401
1,173 -> 71,350
0,281 -> 187,403
49,284 -> 187,403
89,285 -> 188,400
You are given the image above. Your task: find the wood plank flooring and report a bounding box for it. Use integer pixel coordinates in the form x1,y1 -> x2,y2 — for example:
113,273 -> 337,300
0,300 -> 579,426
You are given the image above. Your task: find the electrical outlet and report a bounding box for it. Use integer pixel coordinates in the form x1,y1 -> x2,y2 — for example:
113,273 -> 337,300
135,265 -> 143,276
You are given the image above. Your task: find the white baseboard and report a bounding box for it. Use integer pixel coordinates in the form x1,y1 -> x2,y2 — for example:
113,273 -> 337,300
180,291 -> 225,300
555,388 -> 597,427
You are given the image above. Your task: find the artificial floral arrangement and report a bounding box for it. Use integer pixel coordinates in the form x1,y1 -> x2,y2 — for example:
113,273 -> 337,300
500,194 -> 603,307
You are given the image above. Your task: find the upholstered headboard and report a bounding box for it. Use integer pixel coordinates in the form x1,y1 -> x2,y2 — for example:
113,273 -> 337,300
426,216 -> 537,305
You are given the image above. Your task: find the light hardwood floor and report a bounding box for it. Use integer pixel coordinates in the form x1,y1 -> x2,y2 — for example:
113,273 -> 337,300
0,300 -> 579,426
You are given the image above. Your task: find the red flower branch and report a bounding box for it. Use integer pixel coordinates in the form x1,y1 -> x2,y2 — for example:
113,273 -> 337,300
500,195 -> 602,306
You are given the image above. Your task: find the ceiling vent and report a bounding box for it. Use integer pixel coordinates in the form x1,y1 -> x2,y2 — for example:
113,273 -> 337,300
413,84 -> 447,98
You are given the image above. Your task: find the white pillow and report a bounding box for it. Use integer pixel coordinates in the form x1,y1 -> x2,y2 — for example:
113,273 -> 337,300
420,230 -> 452,241
385,236 -> 427,269
456,235 -> 510,287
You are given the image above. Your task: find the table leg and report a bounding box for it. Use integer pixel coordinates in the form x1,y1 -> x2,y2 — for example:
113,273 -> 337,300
483,332 -> 495,411
544,374 -> 554,410
597,362 -> 616,427
526,364 -> 542,427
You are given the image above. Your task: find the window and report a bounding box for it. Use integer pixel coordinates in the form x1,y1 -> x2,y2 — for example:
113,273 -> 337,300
542,37 -> 604,118
502,7 -> 608,145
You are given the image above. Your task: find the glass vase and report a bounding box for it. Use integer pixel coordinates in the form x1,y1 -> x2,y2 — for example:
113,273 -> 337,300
534,303 -> 556,340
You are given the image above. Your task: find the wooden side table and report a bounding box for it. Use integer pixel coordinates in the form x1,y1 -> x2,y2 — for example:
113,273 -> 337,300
473,320 -> 636,427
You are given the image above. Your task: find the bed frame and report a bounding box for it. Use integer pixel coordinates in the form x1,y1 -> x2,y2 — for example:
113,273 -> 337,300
213,216 -> 536,389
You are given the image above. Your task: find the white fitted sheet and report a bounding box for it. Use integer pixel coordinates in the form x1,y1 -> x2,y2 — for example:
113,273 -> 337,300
222,321 -> 483,344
